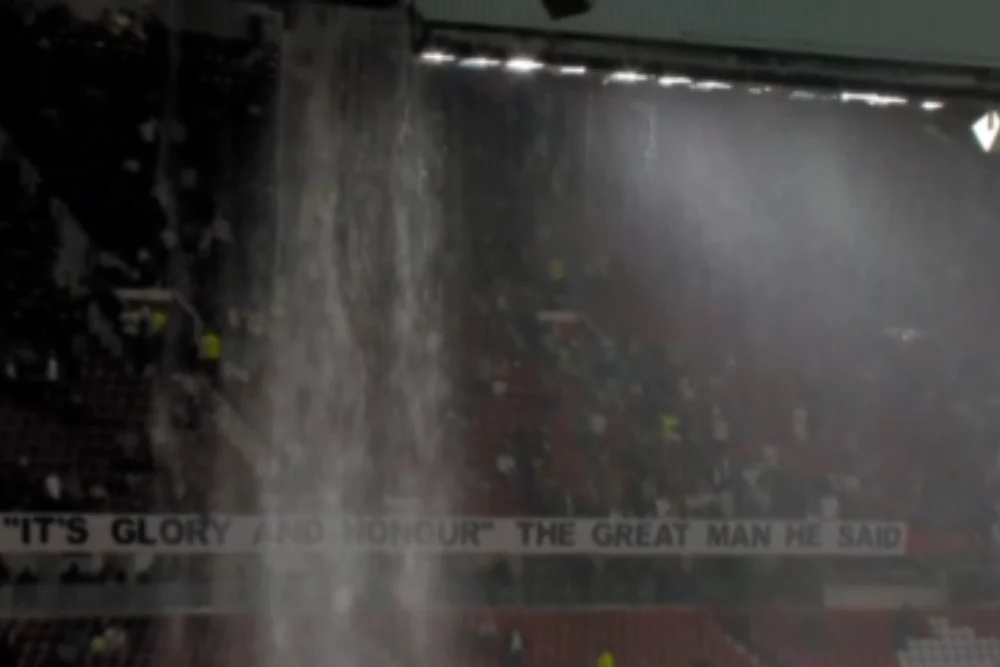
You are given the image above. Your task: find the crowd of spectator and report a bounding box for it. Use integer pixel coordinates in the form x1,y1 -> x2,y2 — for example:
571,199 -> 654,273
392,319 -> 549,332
0,6 -> 1000,665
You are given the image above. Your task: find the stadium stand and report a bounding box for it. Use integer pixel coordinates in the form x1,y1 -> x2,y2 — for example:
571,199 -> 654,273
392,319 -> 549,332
4,2 -> 1000,667
0,0 -> 971,522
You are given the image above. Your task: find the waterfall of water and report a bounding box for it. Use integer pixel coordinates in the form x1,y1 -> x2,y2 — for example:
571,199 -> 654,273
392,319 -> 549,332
252,4 -> 450,664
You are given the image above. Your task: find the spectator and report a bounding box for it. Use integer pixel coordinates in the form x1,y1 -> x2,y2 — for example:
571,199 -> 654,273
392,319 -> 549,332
199,328 -> 221,383
508,628 -> 524,667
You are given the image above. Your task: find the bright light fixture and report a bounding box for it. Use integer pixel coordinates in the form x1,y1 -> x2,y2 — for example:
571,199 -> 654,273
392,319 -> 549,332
419,50 -> 455,64
972,111 -> 1000,152
459,56 -> 502,69
840,91 -> 908,107
657,75 -> 692,88
691,80 -> 732,91
607,70 -> 648,84
416,51 -> 954,117
505,57 -> 544,73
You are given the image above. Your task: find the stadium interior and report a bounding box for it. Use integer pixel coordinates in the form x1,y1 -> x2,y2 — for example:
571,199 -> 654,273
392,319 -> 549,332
2,0 -> 1000,666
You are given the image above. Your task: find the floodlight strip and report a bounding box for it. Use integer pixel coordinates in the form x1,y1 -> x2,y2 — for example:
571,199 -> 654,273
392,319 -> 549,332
411,18 -> 1000,103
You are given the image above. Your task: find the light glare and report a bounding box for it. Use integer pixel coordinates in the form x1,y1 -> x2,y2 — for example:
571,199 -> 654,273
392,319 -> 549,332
972,111 -> 1000,152
419,50 -> 455,64
692,80 -> 732,91
657,75 -> 692,88
505,57 -> 544,73
607,70 -> 648,84
840,91 -> 908,107
459,56 -> 502,69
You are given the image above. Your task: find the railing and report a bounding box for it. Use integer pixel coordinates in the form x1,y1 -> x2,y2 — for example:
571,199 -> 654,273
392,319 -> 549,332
0,563 -> 877,613
0,584 -> 267,617
0,577 -> 985,615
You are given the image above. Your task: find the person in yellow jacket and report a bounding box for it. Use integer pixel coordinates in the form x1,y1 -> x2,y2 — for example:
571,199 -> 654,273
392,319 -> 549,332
151,310 -> 167,334
597,649 -> 615,667
200,330 -> 222,383
146,310 -> 168,376
661,413 -> 680,441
